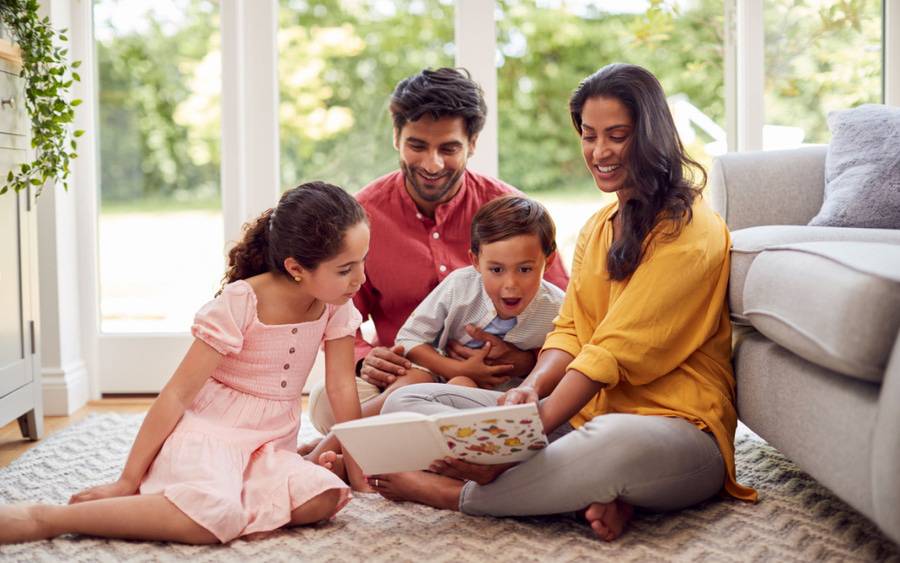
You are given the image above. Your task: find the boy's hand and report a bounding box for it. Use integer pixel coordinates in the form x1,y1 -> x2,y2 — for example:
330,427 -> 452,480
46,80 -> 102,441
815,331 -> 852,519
453,341 -> 514,388
69,478 -> 138,504
359,345 -> 411,388
446,325 -> 537,378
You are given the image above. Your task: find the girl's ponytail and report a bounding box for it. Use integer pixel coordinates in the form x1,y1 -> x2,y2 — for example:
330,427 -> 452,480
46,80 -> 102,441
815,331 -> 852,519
218,181 -> 366,296
219,208 -> 274,294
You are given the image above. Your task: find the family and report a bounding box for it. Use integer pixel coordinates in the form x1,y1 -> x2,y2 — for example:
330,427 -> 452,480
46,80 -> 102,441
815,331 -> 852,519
0,63 -> 756,546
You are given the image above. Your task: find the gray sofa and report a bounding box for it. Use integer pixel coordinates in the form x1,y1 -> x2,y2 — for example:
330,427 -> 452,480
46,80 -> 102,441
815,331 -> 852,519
708,145 -> 900,544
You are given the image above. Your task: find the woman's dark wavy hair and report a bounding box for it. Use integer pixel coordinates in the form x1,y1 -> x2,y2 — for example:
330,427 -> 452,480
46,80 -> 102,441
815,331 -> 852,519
570,63 -> 705,281
389,67 -> 487,139
219,181 -> 367,294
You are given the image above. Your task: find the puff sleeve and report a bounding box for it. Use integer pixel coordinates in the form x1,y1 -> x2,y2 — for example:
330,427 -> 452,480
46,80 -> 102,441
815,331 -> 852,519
191,282 -> 257,355
324,300 -> 363,341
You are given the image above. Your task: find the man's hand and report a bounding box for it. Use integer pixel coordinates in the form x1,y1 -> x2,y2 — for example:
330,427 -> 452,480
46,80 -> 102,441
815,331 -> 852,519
359,345 -> 411,388
446,324 -> 537,378
69,478 -> 138,504
452,341 -> 514,389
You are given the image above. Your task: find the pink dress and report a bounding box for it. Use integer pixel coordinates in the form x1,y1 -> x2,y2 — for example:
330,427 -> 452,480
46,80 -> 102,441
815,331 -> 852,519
140,280 -> 360,543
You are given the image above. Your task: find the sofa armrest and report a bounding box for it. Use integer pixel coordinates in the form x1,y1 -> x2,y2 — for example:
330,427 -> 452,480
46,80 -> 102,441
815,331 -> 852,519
708,145 -> 828,231
872,332 -> 900,544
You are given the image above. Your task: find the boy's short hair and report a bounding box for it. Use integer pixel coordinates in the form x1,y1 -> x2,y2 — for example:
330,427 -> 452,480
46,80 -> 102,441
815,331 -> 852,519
470,196 -> 557,257
389,68 -> 487,139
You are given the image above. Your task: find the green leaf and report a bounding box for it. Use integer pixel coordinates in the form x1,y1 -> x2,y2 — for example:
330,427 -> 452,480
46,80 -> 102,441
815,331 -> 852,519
71,99 -> 82,107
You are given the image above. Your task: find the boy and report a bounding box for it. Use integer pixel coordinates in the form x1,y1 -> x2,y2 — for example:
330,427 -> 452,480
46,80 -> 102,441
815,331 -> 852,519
394,195 -> 565,390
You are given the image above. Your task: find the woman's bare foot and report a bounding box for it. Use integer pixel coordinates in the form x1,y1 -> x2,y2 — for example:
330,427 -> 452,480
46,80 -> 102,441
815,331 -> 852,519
297,437 -> 323,457
0,504 -> 51,544
584,499 -> 634,542
368,472 -> 464,510
316,451 -> 347,481
429,457 -> 514,485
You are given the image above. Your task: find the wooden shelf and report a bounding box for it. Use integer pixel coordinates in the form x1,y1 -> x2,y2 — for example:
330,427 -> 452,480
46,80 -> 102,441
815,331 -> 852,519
0,38 -> 22,71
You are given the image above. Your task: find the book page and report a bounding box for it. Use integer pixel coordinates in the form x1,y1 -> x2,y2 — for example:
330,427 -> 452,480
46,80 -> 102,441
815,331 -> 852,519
433,403 -> 548,465
332,415 -> 449,475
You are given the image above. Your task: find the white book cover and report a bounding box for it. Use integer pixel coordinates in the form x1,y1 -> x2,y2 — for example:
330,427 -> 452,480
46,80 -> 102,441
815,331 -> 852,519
331,403 -> 548,475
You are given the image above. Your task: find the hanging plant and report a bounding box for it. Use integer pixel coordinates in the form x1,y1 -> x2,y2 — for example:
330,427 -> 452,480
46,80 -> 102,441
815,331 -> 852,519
0,0 -> 82,197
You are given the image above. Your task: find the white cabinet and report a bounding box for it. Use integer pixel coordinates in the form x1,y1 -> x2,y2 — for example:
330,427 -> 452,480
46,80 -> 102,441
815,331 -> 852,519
0,42 -> 42,439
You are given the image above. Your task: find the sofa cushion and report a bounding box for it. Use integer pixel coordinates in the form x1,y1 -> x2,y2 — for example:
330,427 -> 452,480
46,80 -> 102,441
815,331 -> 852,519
729,226 -> 900,324
809,104 -> 900,229
742,241 -> 900,383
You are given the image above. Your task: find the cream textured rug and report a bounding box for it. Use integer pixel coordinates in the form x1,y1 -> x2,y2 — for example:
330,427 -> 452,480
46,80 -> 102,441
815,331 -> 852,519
0,413 -> 897,562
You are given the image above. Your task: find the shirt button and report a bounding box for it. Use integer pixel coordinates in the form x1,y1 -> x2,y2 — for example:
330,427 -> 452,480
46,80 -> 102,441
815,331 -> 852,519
291,328 -> 298,334
281,380 -> 287,388
439,264 -> 447,273
416,212 -> 423,219
289,347 -> 295,354
283,363 -> 290,370
432,232 -> 440,239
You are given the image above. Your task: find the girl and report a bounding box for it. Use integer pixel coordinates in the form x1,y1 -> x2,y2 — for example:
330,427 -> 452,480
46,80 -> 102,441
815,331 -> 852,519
368,64 -> 757,541
0,181 -> 370,544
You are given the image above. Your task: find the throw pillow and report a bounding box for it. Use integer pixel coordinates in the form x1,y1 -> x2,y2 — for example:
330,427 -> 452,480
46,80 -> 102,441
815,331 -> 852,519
809,104 -> 900,229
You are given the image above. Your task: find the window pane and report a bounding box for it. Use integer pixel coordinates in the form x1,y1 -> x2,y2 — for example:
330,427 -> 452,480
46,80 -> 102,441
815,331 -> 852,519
496,0 -> 724,267
95,0 -> 223,333
278,0 -> 454,192
765,0 -> 882,148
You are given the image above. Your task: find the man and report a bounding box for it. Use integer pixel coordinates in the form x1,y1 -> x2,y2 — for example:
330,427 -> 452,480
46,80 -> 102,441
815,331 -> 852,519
307,67 -> 568,434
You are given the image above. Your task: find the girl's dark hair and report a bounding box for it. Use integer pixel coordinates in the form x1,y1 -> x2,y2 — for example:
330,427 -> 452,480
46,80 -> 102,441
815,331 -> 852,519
390,67 -> 487,139
220,181 -> 366,292
570,63 -> 705,280
471,196 -> 556,257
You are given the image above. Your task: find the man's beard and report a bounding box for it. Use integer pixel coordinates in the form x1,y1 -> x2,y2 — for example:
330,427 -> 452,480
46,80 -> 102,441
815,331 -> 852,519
400,161 -> 464,203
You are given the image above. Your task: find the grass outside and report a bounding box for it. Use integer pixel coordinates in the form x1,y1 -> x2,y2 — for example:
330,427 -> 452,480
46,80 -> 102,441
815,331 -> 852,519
98,191 -> 612,333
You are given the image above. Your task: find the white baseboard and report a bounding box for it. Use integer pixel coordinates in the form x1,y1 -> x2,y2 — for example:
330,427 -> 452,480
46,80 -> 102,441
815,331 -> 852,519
42,360 -> 90,415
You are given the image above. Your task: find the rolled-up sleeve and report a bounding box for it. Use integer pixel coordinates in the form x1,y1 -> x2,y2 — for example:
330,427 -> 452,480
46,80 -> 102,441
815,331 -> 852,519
567,233 -> 728,389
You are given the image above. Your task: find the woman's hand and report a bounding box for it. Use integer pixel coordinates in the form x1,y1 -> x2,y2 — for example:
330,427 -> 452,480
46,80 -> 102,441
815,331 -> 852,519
68,478 -> 138,504
498,385 -> 539,406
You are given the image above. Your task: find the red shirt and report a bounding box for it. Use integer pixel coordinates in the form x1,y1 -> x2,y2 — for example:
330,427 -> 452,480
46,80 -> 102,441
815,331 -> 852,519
352,169 -> 570,362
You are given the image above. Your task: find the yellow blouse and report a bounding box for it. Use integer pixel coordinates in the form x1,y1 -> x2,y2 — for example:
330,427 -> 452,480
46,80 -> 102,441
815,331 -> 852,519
543,198 -> 756,502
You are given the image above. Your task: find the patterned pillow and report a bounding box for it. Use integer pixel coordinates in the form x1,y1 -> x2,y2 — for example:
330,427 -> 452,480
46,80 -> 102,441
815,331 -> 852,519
809,104 -> 900,229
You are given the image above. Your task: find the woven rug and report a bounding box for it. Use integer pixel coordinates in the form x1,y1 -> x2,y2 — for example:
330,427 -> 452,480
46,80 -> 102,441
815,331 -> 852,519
0,414 -> 897,562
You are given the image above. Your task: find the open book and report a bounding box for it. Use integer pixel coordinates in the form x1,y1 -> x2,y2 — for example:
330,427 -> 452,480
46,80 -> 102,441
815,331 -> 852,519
331,403 -> 548,475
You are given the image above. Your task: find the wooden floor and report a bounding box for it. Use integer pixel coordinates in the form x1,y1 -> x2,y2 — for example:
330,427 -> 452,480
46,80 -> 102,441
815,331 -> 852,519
0,397 -> 154,469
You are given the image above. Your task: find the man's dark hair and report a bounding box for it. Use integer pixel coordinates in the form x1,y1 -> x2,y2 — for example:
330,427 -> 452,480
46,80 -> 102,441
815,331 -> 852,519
389,68 -> 487,139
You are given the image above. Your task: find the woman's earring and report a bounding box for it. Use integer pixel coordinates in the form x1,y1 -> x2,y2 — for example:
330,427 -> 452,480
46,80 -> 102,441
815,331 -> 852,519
294,275 -> 302,284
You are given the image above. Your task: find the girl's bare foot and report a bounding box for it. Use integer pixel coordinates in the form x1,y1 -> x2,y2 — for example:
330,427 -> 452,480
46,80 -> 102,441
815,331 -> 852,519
297,437 -> 324,457
368,472 -> 463,510
317,451 -> 347,481
0,504 -> 51,544
584,499 -> 634,542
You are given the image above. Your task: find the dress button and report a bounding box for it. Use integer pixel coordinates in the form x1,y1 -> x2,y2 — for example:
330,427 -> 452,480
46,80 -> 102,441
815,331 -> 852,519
439,264 -> 447,273
281,380 -> 287,388
289,347 -> 295,354
283,363 -> 290,370
291,328 -> 298,334
432,231 -> 440,239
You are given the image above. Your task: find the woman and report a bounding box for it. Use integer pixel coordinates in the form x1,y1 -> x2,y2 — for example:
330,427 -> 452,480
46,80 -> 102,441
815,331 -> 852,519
368,63 -> 756,542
